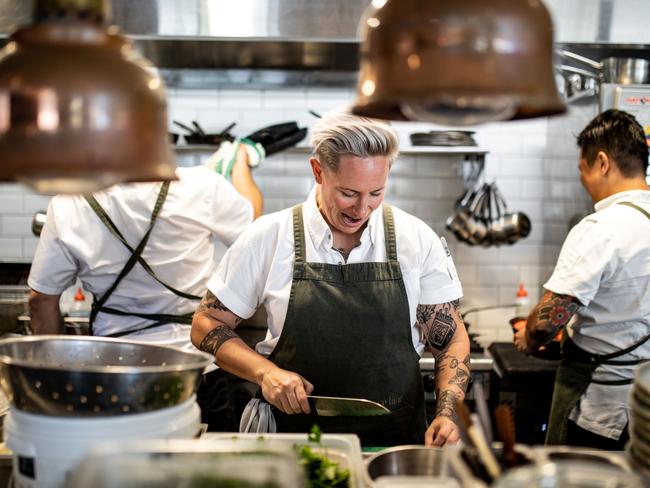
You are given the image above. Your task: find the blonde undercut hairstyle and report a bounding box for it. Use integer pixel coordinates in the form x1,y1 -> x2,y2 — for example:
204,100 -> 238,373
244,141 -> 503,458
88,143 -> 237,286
310,112 -> 399,172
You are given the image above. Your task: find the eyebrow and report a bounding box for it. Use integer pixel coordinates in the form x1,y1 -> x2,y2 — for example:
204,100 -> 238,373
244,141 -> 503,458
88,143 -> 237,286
340,186 -> 385,193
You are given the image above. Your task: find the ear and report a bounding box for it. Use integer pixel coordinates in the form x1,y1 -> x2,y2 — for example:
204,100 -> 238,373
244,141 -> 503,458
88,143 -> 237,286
310,158 -> 323,184
595,151 -> 611,176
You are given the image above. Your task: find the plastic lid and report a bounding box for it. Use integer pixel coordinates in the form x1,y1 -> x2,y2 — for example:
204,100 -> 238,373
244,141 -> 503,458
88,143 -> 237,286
74,288 -> 86,301
516,283 -> 528,298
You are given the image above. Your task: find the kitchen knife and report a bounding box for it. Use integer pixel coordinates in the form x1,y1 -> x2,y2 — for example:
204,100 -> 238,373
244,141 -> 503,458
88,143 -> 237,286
307,395 -> 390,417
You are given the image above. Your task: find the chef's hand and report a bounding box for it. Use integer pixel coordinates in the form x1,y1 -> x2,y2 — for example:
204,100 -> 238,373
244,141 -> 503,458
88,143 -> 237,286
260,365 -> 314,415
514,327 -> 532,354
425,415 -> 460,446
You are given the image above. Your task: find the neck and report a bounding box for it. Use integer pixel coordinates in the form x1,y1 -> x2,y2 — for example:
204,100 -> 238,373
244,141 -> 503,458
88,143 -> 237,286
598,177 -> 649,201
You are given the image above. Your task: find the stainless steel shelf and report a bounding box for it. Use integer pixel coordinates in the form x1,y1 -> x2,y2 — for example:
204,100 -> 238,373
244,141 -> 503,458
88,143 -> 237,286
173,145 -> 489,155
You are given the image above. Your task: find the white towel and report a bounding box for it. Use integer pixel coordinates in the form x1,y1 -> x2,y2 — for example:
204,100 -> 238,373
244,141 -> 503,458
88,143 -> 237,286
239,398 -> 277,433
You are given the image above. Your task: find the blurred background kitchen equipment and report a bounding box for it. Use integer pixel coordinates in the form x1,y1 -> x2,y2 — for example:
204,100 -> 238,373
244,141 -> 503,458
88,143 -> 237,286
352,0 -> 566,125
410,131 -> 477,147
0,265 -> 30,336
0,0 -> 176,194
491,460 -> 645,488
173,120 -> 236,146
626,362 -> 650,478
0,335 -> 213,416
446,182 -> 531,247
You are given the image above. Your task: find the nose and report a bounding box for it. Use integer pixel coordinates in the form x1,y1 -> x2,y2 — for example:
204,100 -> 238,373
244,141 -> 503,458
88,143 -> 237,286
353,195 -> 371,215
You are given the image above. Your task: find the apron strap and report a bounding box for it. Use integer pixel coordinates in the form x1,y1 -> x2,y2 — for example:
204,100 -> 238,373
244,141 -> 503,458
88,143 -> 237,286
618,201 -> 650,220
382,205 -> 398,263
292,204 -> 306,264
84,182 -> 198,335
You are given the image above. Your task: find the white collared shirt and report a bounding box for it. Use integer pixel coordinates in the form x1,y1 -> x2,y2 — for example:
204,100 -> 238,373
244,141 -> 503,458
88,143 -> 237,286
208,186 -> 463,356
544,189 -> 650,439
28,166 -> 253,349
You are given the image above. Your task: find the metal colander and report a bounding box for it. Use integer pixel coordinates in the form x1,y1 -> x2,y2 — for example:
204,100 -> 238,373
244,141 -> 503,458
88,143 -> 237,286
0,335 -> 213,417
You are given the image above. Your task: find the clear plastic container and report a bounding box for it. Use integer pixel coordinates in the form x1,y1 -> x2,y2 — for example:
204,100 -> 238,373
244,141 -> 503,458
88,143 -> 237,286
204,432 -> 365,488
68,438 -> 304,488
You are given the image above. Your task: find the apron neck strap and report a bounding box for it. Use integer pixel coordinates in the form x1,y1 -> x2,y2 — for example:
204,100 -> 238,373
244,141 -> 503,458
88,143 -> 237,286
382,205 -> 398,263
292,204 -> 306,264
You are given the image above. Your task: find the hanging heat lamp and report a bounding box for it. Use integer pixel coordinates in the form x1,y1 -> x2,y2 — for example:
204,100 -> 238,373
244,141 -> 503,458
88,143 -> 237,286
0,0 -> 176,194
352,0 -> 566,126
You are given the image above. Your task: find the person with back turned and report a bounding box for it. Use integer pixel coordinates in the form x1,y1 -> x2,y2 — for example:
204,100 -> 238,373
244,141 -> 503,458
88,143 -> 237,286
515,109 -> 650,450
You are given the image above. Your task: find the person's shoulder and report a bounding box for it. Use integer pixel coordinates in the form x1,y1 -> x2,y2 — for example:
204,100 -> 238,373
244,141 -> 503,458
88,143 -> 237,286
175,166 -> 224,187
388,204 -> 436,238
241,207 -> 293,239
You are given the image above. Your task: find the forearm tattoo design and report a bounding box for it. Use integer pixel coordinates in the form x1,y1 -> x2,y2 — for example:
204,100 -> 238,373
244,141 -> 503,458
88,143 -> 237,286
527,291 -> 578,346
195,290 -> 242,356
434,353 -> 470,419
416,299 -> 460,350
195,290 -> 243,325
435,389 -> 457,418
199,326 -> 239,356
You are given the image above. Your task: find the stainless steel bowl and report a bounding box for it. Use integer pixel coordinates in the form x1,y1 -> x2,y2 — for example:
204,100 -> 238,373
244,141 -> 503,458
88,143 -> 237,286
366,445 -> 448,480
0,335 -> 213,416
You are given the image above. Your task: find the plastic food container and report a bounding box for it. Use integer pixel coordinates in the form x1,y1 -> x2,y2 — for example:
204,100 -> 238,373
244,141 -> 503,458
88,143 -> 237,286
68,438 -> 304,488
204,432 -> 365,488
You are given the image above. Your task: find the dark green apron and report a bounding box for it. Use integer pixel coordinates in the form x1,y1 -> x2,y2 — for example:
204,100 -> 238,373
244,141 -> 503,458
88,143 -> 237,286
267,204 -> 427,446
83,182 -> 201,337
546,200 -> 650,445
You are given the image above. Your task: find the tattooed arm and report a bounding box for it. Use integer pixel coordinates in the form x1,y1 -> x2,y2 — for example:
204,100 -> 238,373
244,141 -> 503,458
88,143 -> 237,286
191,290 -> 313,414
514,291 -> 579,354
416,300 -> 470,446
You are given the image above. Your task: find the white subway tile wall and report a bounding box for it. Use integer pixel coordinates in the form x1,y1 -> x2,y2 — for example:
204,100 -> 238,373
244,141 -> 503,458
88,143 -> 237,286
0,88 -> 597,344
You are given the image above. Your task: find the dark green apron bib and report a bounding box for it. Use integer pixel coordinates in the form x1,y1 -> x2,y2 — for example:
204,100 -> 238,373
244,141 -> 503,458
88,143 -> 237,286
266,204 -> 427,446
545,200 -> 650,445
83,181 -> 201,337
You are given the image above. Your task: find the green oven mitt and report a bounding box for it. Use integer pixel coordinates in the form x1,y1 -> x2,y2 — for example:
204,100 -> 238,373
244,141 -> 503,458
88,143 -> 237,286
204,138 -> 265,180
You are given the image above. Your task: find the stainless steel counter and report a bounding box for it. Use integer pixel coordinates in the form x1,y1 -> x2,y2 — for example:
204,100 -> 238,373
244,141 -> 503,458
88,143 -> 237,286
419,353 -> 493,372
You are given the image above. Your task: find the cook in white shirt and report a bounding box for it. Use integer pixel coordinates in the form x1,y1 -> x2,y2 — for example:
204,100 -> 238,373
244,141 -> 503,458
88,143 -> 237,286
192,112 -> 469,447
28,147 -> 262,347
515,109 -> 650,450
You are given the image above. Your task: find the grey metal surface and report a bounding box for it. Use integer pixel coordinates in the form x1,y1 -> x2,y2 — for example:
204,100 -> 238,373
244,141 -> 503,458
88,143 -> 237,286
307,395 -> 390,417
0,335 -> 213,416
366,445 -> 448,479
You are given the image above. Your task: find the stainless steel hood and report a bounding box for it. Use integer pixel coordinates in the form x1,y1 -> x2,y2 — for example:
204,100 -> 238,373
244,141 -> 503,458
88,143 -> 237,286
0,0 -> 648,89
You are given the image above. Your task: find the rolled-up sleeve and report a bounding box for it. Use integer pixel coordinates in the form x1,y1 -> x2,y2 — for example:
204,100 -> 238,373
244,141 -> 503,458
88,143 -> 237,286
27,200 -> 78,295
544,220 -> 611,307
206,225 -> 265,319
419,230 -> 463,305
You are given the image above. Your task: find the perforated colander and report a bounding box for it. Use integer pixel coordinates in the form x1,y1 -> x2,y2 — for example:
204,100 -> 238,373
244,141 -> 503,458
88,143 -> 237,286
0,335 -> 213,417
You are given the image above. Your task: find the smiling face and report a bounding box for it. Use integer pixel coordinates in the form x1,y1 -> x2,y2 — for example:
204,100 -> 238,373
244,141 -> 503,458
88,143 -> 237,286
311,154 -> 390,238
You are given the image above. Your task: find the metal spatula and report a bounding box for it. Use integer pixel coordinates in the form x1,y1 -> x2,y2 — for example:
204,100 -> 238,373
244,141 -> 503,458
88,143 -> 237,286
307,395 -> 390,417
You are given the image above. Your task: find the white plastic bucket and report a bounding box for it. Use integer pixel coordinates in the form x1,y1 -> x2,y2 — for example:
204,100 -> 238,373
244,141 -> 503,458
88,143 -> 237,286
4,396 -> 200,488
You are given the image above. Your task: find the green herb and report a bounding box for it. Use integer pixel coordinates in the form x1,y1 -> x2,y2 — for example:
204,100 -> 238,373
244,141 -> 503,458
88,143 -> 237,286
308,424 -> 322,443
296,424 -> 350,488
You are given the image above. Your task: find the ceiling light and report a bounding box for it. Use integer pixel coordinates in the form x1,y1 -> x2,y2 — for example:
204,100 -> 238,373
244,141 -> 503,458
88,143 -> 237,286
352,0 -> 566,126
0,0 -> 176,194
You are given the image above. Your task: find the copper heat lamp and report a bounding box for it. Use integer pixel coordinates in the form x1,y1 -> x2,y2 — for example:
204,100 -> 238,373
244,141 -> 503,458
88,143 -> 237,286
0,0 -> 176,194
352,0 -> 566,126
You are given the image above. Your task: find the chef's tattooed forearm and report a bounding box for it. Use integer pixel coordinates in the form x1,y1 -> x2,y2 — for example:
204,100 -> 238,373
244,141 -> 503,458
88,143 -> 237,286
435,353 -> 471,393
435,389 -> 457,418
416,300 -> 461,350
195,290 -> 242,325
526,291 -> 578,346
198,326 -> 239,356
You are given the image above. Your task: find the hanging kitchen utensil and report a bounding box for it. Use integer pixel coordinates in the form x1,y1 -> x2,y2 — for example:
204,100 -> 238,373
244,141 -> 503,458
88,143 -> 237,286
306,395 -> 390,417
0,0 -> 176,194
174,120 -> 236,146
0,335 -> 213,417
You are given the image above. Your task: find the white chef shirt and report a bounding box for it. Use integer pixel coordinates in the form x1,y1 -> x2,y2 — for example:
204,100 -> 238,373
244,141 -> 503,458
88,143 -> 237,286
544,189 -> 650,440
208,186 -> 463,356
28,166 -> 253,349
